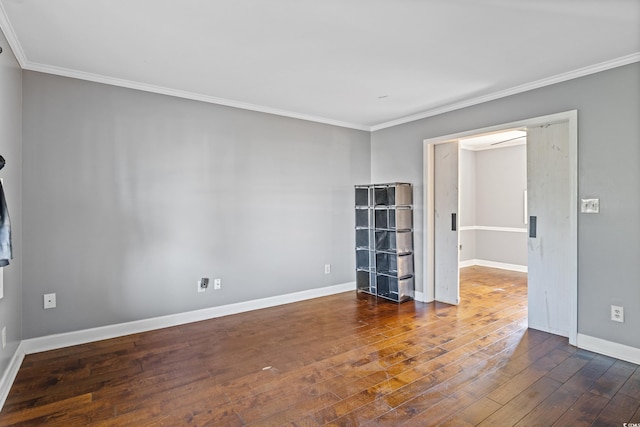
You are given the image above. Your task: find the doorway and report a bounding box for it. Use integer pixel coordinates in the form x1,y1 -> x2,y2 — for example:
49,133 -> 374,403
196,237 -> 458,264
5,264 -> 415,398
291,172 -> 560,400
422,111 -> 578,345
458,130 -> 528,273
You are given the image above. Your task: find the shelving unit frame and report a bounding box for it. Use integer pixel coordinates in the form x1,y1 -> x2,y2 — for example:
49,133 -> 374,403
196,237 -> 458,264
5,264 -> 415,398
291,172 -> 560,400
355,182 -> 414,303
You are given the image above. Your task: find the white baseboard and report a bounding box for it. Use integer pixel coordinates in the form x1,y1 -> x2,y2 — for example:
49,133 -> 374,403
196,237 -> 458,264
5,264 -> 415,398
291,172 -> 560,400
22,281 -> 356,355
414,291 -> 432,303
459,259 -> 528,273
459,259 -> 477,268
0,342 -> 25,411
528,323 -> 569,338
577,333 -> 640,365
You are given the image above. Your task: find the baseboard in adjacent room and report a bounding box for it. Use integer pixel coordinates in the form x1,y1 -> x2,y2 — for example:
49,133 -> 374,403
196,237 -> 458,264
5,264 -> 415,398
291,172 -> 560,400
577,333 -> 640,365
459,259 -> 528,273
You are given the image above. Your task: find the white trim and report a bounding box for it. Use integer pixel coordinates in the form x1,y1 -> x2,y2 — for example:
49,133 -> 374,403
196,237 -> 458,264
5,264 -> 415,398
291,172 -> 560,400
0,3 -> 27,67
424,110 -> 578,345
0,342 -> 25,411
567,111 -> 579,346
372,53 -> 639,131
28,54 -> 638,133
459,259 -> 528,273
577,334 -> 640,365
22,281 -> 355,354
1,0 -> 636,134
458,259 -> 477,269
0,0 -> 366,132
459,225 -> 527,233
413,290 -> 427,303
21,62 -> 370,131
424,144 -> 436,303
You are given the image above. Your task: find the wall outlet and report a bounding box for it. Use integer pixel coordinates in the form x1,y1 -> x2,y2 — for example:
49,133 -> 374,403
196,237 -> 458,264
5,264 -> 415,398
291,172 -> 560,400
214,279 -> 221,290
198,278 -> 209,293
611,305 -> 624,322
44,293 -> 56,309
581,198 -> 600,213
1,326 -> 6,349
324,264 -> 331,275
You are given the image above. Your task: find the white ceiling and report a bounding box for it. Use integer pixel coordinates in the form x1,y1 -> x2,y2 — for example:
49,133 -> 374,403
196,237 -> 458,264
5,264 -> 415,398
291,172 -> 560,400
1,1 -> 638,131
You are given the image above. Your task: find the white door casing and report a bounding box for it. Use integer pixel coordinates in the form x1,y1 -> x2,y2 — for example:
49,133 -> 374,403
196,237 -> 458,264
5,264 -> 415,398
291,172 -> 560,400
423,110 -> 577,345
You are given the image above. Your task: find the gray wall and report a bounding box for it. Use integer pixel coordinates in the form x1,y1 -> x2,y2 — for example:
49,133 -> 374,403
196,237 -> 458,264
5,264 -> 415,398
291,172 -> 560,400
22,72 -> 370,338
372,62 -> 640,349
0,31 -> 23,377
475,145 -> 527,266
459,145 -> 527,266
476,145 -> 527,229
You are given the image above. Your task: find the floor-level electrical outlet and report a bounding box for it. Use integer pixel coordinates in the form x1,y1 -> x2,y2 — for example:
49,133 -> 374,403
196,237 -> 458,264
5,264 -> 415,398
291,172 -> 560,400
214,279 -> 221,290
611,305 -> 624,322
198,278 -> 209,293
1,326 -> 6,349
324,264 -> 331,274
44,293 -> 56,309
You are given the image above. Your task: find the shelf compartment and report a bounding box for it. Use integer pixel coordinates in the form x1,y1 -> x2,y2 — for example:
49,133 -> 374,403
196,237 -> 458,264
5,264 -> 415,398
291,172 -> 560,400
357,270 -> 378,294
372,183 -> 413,207
374,207 -> 413,230
356,249 -> 374,271
355,186 -> 370,207
374,186 -> 389,205
390,183 -> 412,206
356,229 -> 372,249
374,208 -> 389,229
355,208 -> 371,228
374,230 -> 413,254
357,270 -> 370,291
375,275 -> 414,303
375,252 -> 414,278
389,207 -> 413,230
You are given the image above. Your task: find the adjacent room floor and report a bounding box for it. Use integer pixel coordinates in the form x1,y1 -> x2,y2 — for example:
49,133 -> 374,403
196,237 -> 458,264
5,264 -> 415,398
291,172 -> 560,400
1,266 -> 639,426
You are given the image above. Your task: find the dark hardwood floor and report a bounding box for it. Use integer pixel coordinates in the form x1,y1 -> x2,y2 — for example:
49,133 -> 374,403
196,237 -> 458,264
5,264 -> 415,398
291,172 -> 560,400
1,266 -> 639,426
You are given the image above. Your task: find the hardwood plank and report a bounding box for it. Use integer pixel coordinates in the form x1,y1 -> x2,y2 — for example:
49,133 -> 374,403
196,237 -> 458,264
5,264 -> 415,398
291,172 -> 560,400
1,266 -> 638,426
514,387 -> 582,426
479,377 -> 563,426
618,367 -> 640,400
631,406 -> 640,424
560,354 -> 617,395
545,350 -> 592,383
590,392 -> 640,427
551,390 -> 609,426
439,396 -> 502,426
396,391 -> 478,426
589,359 -> 637,399
487,362 -> 556,405
0,394 -> 92,427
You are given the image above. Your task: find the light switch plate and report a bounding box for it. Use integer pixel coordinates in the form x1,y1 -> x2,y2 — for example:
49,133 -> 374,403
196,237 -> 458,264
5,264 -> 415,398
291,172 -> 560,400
581,198 -> 600,213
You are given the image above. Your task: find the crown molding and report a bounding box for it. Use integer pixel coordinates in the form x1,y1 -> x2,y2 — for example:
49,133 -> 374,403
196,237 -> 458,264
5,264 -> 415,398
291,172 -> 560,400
22,61 -> 370,131
0,2 -> 27,67
2,0 -> 637,134
371,52 -> 640,131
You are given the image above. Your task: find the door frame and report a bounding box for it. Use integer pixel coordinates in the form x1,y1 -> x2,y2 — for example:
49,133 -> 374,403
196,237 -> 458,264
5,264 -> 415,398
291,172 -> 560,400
422,110 -> 578,346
